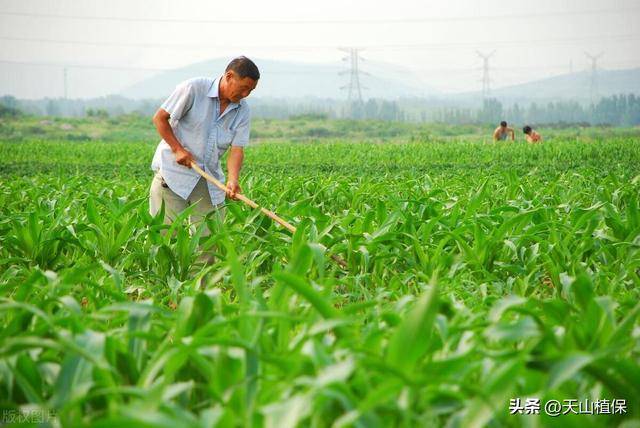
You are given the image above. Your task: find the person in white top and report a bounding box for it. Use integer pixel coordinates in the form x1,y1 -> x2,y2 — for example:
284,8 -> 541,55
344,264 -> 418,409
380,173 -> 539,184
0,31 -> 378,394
149,56 -> 259,244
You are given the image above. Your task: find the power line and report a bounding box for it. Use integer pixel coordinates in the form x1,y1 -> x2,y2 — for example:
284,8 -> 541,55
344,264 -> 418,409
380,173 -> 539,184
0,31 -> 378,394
2,58 -> 639,75
0,59 -> 354,74
366,34 -> 640,51
1,6 -> 638,25
0,59 -> 170,72
1,33 -> 638,52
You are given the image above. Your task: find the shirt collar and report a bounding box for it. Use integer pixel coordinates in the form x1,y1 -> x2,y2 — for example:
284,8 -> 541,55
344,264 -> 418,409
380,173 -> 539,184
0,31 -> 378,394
207,76 -> 240,111
207,76 -> 220,98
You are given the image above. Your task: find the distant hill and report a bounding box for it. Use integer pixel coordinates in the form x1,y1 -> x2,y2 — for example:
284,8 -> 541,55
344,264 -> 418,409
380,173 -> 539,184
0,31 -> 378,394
118,58 -> 640,104
456,68 -> 640,103
121,57 -> 438,100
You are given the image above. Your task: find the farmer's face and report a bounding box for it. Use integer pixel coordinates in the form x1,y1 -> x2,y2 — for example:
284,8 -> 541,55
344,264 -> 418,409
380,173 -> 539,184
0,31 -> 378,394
225,71 -> 258,103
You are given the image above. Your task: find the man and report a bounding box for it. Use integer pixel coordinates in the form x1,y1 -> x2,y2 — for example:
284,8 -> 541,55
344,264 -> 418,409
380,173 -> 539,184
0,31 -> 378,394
523,125 -> 542,143
149,56 -> 259,241
493,121 -> 515,141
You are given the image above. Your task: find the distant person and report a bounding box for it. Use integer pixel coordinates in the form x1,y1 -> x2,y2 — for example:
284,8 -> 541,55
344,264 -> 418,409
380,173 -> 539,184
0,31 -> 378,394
523,125 -> 542,143
149,56 -> 259,246
493,121 -> 515,141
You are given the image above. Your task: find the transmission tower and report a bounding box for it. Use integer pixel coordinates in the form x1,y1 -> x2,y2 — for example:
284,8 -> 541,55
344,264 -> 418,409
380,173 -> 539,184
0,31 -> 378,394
63,67 -> 68,99
477,50 -> 495,100
339,48 -> 367,104
584,51 -> 603,104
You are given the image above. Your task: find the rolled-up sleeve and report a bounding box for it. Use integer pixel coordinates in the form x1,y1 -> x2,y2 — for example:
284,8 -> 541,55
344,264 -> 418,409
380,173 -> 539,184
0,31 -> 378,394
231,107 -> 251,147
160,81 -> 195,120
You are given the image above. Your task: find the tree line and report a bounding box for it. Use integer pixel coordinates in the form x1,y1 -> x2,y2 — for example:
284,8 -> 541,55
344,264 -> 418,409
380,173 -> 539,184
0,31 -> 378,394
1,94 -> 639,126
440,95 -> 640,126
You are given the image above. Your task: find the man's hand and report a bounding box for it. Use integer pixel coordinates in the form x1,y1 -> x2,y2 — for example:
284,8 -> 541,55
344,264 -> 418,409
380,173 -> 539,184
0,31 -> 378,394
226,179 -> 241,200
153,108 -> 194,168
175,147 -> 195,168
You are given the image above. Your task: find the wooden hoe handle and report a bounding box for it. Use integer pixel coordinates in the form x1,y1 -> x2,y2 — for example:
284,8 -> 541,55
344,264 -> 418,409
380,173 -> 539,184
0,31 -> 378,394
191,162 -> 348,269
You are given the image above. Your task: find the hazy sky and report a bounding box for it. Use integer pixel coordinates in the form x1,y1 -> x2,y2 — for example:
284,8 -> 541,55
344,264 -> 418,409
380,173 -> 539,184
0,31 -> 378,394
1,0 -> 639,98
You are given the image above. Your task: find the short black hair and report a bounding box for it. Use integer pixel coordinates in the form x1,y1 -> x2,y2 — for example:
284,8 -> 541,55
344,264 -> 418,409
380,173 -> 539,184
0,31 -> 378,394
523,125 -> 532,134
226,56 -> 260,80
500,121 -> 507,127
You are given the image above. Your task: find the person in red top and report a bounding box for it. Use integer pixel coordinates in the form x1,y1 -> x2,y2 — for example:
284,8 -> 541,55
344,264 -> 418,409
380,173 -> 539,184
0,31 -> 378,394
523,125 -> 542,143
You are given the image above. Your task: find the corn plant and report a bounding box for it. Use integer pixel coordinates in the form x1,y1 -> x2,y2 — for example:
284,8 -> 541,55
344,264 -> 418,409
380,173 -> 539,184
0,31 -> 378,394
0,137 -> 639,427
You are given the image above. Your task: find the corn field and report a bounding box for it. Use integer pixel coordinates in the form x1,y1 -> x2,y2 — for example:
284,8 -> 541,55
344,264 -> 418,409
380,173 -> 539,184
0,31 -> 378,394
1,137 -> 639,427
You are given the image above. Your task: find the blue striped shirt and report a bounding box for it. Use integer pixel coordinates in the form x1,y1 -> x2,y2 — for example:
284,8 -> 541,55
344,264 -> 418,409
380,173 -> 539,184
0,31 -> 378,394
151,76 -> 251,205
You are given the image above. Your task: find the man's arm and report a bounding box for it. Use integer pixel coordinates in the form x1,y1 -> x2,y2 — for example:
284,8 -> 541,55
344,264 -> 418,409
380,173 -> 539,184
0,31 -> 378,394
492,127 -> 500,141
226,146 -> 244,200
152,108 -> 194,167
508,127 -> 515,141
